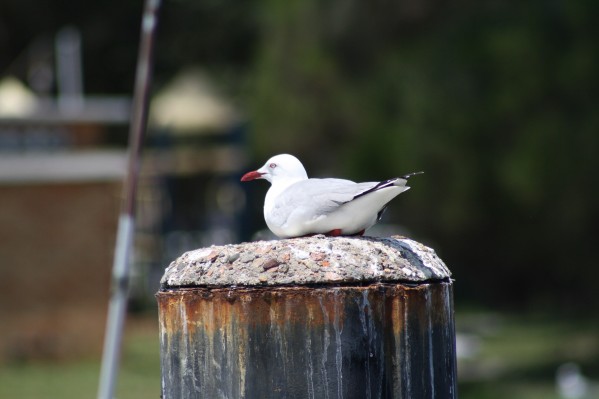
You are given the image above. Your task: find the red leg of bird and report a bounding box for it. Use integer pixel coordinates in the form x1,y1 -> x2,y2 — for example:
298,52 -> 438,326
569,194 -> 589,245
353,229 -> 365,236
326,229 -> 343,237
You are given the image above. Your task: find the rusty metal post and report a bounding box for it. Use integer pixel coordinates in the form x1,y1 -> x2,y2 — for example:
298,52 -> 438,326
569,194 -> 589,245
157,236 -> 457,399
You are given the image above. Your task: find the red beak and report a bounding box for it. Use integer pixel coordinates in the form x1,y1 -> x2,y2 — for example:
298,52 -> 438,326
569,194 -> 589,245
240,170 -> 265,182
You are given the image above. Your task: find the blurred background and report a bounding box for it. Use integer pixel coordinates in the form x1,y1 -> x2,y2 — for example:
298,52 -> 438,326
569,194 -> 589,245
1,0 -> 598,398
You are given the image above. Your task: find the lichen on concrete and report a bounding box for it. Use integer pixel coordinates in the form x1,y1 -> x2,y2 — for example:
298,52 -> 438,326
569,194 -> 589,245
160,235 -> 451,288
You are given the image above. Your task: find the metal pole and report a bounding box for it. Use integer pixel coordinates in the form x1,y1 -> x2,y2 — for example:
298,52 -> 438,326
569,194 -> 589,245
97,0 -> 161,398
55,26 -> 84,112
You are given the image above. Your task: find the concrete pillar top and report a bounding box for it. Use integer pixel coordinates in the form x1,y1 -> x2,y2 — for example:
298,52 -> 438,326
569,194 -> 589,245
160,235 -> 451,289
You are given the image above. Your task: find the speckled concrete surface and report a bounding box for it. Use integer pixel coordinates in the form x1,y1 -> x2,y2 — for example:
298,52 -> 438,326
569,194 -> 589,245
160,235 -> 450,288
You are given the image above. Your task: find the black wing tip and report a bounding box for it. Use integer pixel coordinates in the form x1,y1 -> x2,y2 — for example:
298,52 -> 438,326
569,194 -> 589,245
400,171 -> 424,179
353,172 -> 424,200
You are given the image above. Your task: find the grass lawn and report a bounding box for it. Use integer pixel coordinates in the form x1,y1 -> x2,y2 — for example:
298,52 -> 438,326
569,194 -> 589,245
458,311 -> 599,399
1,310 -> 597,398
0,317 -> 161,399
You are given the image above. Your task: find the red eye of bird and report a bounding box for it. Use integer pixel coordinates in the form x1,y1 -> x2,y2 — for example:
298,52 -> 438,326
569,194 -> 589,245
269,163 -> 277,169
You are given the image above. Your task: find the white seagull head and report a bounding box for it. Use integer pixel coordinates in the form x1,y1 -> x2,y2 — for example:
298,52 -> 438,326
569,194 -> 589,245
241,153 -> 308,184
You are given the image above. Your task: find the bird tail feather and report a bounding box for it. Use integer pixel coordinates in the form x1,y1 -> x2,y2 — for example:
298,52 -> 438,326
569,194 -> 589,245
399,171 -> 424,180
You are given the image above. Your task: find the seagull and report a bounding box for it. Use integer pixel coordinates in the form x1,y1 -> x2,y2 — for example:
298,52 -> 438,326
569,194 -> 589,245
241,154 -> 422,238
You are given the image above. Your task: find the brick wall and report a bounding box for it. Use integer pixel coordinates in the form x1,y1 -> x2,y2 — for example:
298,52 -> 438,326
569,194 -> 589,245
0,181 -> 120,361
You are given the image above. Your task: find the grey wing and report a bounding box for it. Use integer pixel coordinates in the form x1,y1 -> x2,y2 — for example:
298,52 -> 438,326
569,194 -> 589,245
278,178 -> 379,219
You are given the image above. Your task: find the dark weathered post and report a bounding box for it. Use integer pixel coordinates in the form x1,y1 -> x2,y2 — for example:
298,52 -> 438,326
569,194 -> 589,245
157,235 -> 456,399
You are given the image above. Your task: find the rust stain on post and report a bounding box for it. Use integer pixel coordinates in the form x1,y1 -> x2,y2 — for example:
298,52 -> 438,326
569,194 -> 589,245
157,236 -> 456,399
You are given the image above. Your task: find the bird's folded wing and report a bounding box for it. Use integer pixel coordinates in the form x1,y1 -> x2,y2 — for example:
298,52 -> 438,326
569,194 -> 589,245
271,178 -> 379,224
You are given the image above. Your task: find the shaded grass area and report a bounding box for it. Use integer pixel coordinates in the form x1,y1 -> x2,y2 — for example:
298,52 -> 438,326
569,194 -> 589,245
1,311 -> 597,398
458,312 -> 599,399
0,317 -> 161,399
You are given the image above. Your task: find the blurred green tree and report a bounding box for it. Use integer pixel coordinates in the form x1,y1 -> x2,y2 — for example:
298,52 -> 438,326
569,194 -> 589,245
247,0 -> 599,308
